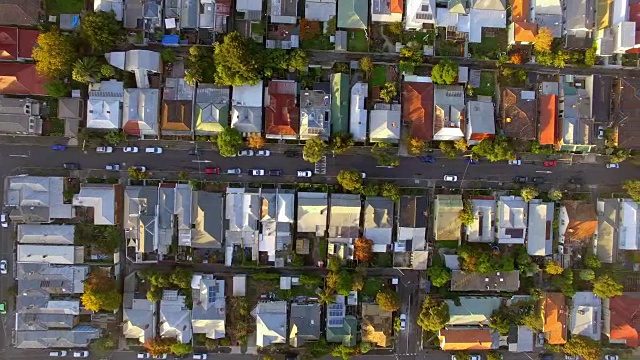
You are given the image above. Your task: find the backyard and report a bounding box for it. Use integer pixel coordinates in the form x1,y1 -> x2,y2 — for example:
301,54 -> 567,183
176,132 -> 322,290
468,29 -> 508,60
348,30 -> 369,52
371,65 -> 387,86
435,29 -> 464,57
46,0 -> 84,15
474,71 -> 496,97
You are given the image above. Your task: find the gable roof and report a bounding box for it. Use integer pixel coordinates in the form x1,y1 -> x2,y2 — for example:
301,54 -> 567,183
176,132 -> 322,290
473,0 -> 505,10
192,192 -> 224,249
434,195 -> 463,241
542,292 -> 567,344
439,328 -> 495,351
0,27 -> 38,60
369,104 -> 401,142
58,98 -> 83,120
123,88 -> 160,137
195,85 -> 229,133
501,88 -> 537,140
607,294 -> 640,348
615,78 -> 640,149
0,0 -> 40,26
510,0 -> 529,21
514,22 -> 538,42
445,297 -> 502,325
0,63 -> 45,95
289,303 -> 321,347
562,200 -> 598,241
433,85 -> 465,141
338,0 -> 368,28
403,81 -> 435,140
451,270 -> 521,291
265,80 -> 299,138
361,303 -> 393,347
539,94 -> 557,145
253,301 -> 288,347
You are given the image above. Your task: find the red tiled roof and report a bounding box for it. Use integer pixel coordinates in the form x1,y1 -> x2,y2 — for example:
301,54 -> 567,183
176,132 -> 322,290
543,292 -> 567,345
439,329 -> 494,351
539,94 -> 557,145
629,3 -> 640,52
265,81 -> 299,136
0,0 -> 41,26
609,295 -> 640,348
17,28 -> 38,59
0,27 -> 17,60
391,0 -> 404,13
514,22 -> 538,42
501,88 -> 537,140
0,63 -> 45,95
402,82 -> 434,140
511,0 -> 530,22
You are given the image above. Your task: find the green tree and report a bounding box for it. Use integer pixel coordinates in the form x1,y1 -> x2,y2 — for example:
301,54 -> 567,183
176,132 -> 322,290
439,141 -> 458,158
72,57 -> 102,84
472,136 -> 515,162
170,343 -> 192,356
521,187 -> 539,202
359,56 -> 374,76
427,264 -> 451,287
327,256 -> 341,272
379,82 -> 398,103
185,46 -> 215,85
128,167 -> 149,180
104,131 -> 127,145
417,296 -> 449,331
486,353 -> 502,360
336,271 -> 353,296
545,260 -> 564,275
33,27 -> 79,79
547,189 -> 563,201
359,342 -> 372,354
146,287 -> 162,302
553,51 -> 568,68
431,59 -> 459,84
371,142 -> 400,166
318,288 -> 336,305
399,60 -> 416,74
214,31 -> 262,86
303,137 -> 327,163
564,335 -> 603,360
458,200 -> 475,226
79,11 -> 124,53
376,288 -> 400,312
170,267 -> 193,289
217,128 -> 243,157
331,132 -> 354,154
262,48 -> 289,78
337,170 -> 363,192
453,138 -> 468,151
583,254 -> 601,269
331,345 -> 356,360
100,64 -> 115,79
579,269 -> 596,281
90,335 -> 117,354
287,49 -> 308,72
489,306 -> 513,335
379,183 -> 401,201
624,180 -> 640,202
44,80 -> 71,97
593,275 -> 623,298
407,137 -> 428,155
161,48 -> 177,64
360,183 -> 380,197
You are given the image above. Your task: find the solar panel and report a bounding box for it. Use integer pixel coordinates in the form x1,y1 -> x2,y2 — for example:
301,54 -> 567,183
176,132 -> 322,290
208,286 -> 216,303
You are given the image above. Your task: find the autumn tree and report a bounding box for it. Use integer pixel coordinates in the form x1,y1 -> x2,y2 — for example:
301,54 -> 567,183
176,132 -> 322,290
380,183 -> 401,201
534,27 -> 554,52
417,296 -> 449,332
331,132 -> 354,154
563,335 -> 602,360
72,57 -> 102,84
593,275 -> 623,298
545,260 -> 564,275
326,271 -> 339,290
379,82 -> 398,103
453,138 -> 468,151
81,269 -> 122,312
521,187 -> 540,202
407,137 -> 428,155
458,200 -> 475,226
33,27 -> 79,79
510,52 -> 524,64
337,170 -> 363,192
144,337 -> 175,356
547,189 -> 563,201
217,127 -> 243,157
623,180 -> 640,202
247,133 -> 265,149
300,18 -> 321,40
376,288 -> 400,312
214,31 -> 262,86
318,288 -> 336,304
354,237 -> 373,262
359,56 -> 374,76
431,59 -> 458,85
303,137 -> 327,163
79,11 -> 124,53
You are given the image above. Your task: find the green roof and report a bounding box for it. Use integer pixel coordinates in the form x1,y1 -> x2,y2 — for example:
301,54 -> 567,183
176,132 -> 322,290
195,103 -> 229,133
331,73 -> 350,135
326,316 -> 357,346
337,0 -> 368,29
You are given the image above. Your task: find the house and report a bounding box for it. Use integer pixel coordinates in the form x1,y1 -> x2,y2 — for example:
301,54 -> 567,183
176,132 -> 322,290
57,98 -> 83,137
597,198 -> 619,263
559,200 -> 598,245
123,0 -> 162,30
542,292 -> 568,344
501,88 -> 537,140
289,303 -> 322,347
191,274 -> 225,339
466,100 -> 495,145
198,0 -> 231,32
361,303 -> 393,347
0,27 -> 39,60
369,103 -> 401,142
438,328 -> 498,350
123,88 -> 160,138
0,63 -> 45,95
604,294 -> 640,347
17,224 -> 75,245
538,94 -> 558,145
265,80 -> 299,139
527,199 -> 554,256
159,290 -> 192,343
297,192 -> 329,236
614,21 -> 636,53
435,1 -> 471,41
300,87 -> 331,140
532,0 -> 562,37
508,325 -> 534,352
405,0 -> 436,29
259,189 -> 295,264
326,295 -> 357,346
160,184 -> 193,248
331,73 -> 349,135
5,176 -> 74,223
270,0 -> 298,23
123,298 -> 157,344
105,50 -> 161,89
73,184 -> 117,225
17,245 -> 83,264
616,78 -> 640,149
253,301 -> 288,347
570,292 -> 601,341
363,197 -> 394,251
371,0 -> 403,22
350,82 -> 368,141
565,0 -> 595,49
124,186 -> 160,261
0,0 -> 41,26
433,85 -> 465,141
395,196 -> 428,269
328,194 -> 361,259
508,0 -> 537,44
591,75 -> 612,124
162,77 -> 194,135
469,0 -> 507,43
451,270 -> 520,291
467,197 -> 496,243
0,96 -> 42,135
305,0 -> 337,21
495,196 -> 528,244
195,85 -> 229,135
559,76 -> 594,152
192,191 -> 224,249
402,80 -> 435,140
337,0 -> 368,28
225,188 -> 261,264
231,82 -> 263,134
618,199 -> 639,250
433,195 -> 463,241
87,80 -> 125,130
625,3 -> 640,55
445,297 -> 502,325
94,0 -> 124,20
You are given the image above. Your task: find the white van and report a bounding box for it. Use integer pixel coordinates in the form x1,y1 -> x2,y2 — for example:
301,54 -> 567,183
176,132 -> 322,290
49,350 -> 68,357
193,354 -> 208,359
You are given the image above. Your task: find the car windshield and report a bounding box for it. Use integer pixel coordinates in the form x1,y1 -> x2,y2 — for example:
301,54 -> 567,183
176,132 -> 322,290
0,303 -> 5,311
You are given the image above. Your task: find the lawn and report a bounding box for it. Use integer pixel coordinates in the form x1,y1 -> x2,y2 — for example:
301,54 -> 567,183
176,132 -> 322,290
474,71 -> 496,97
371,65 -> 387,86
46,0 -> 84,15
347,30 -> 369,52
301,35 -> 334,50
468,29 -> 508,60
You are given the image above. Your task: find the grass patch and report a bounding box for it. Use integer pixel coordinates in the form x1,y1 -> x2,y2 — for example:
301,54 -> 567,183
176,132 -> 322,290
46,0 -> 84,15
468,29 -> 508,60
474,71 -> 496,97
48,118 -> 65,136
371,65 -> 387,86
437,240 -> 459,249
403,30 -> 435,46
347,30 -> 369,52
301,35 -> 334,50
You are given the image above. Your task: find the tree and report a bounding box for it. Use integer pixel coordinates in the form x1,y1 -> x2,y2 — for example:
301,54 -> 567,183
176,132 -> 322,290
553,50 -> 568,68
144,338 -> 175,356
417,296 -> 449,332
327,256 -> 341,272
161,48 -> 177,64
300,18 -> 321,40
453,138 -> 468,151
534,27 -> 554,52
331,132 -> 354,154
510,52 -> 524,64
90,335 -> 117,354
72,57 -> 101,84
458,201 -> 475,226
79,11 -> 124,53
44,80 -> 71,97
431,59 -> 458,85
303,137 -> 327,163
472,136 -> 515,162
104,131 -> 127,145
380,183 -> 401,201
326,272 -> 339,290
128,167 -> 149,180
100,64 -> 115,79
359,56 -> 374,76
521,187 -> 539,202
354,237 -> 373,262
33,28 -> 78,79
564,335 -> 603,360
545,260 -> 564,275
217,128 -> 243,157
351,272 -> 365,291
246,133 -> 265,149
170,267 -> 193,289
579,269 -> 596,281
336,271 -> 353,296
547,189 -> 563,201
376,288 -> 400,312
214,31 -> 262,86
489,305 -> 513,335
407,137 -> 428,155
318,288 -> 336,305
371,142 -> 400,166
593,275 -> 623,298
331,345 -> 356,360
427,265 -> 452,287
146,287 -> 162,302
624,180 -> 640,202
584,254 -> 601,269
262,48 -> 289,78
81,269 -> 122,312
439,141 -> 458,158
379,82 -> 398,103
337,170 -> 363,192
359,342 -> 372,354
399,60 -> 416,74
287,49 -> 308,72
170,343 -> 192,356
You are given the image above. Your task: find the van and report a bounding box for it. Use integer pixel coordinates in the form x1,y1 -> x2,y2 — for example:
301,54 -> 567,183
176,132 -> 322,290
227,168 -> 241,175
49,350 -> 68,357
193,354 -> 208,360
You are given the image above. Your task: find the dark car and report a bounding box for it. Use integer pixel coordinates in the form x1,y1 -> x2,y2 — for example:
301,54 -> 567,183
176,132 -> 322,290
419,156 -> 436,163
532,177 -> 545,184
284,150 -> 299,158
63,163 -> 80,170
467,158 -> 480,164
52,144 -> 66,151
188,149 -> 203,156
514,176 -> 528,183
269,170 -> 283,176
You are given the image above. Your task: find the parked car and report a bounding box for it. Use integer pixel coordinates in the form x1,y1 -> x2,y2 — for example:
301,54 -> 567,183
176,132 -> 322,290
204,167 -> 221,175
152,355 -> 168,359
145,147 -> 163,154
105,164 -> 121,171
52,144 -> 66,151
188,149 -> 203,156
49,351 -> 68,357
227,168 -> 242,175
1,214 -> 8,228
256,149 -> 271,156
606,163 -> 620,169
543,160 -> 557,167
250,169 -> 266,176
597,125 -> 605,139
73,351 -> 89,358
130,166 -> 147,172
193,354 -> 208,360
96,146 -> 113,153
605,355 -> 619,360
443,175 -> 458,182
361,172 -> 367,179
467,158 -> 480,164
532,177 -> 546,184
137,354 -> 151,359
0,301 -> 6,315
269,170 -> 283,176
508,159 -> 522,165
399,314 -> 406,330
63,163 -> 80,170
297,170 -> 313,178
514,176 -> 528,183
420,156 -> 436,163
284,150 -> 299,158
123,146 -> 139,153
237,149 -> 254,156
451,355 -> 480,360
0,260 -> 6,274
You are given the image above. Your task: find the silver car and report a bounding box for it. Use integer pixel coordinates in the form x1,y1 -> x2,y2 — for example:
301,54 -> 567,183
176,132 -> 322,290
297,170 -> 313,178
250,169 -> 266,176
444,175 -> 458,182
237,149 -> 254,156
0,260 -> 6,275
256,149 -> 271,156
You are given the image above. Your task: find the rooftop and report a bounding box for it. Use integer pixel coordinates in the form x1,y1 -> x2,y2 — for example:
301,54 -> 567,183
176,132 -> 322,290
289,303 -> 321,347
439,328 -> 496,351
467,197 -> 496,243
328,194 -> 361,238
337,0 -> 368,28
192,192 -> 224,249
527,200 -> 554,256
434,85 -> 465,141
561,200 -> 597,243
369,103 -> 401,142
0,63 -> 45,95
543,292 -> 567,345
361,303 -> 393,347
265,80 -> 299,139
72,185 -> 116,225
496,196 -> 528,244
363,197 -> 394,245
446,296 -> 502,325
0,0 -> 41,26
570,291 -> 601,341
606,293 -> 640,347
501,88 -> 537,140
0,27 -> 38,59
17,224 -> 75,245
451,270 -> 520,291
434,195 -> 463,241
403,81 -> 435,140
539,94 -> 557,145
123,88 -> 160,137
297,192 -> 329,235
253,301 -> 288,347
616,78 -> 640,149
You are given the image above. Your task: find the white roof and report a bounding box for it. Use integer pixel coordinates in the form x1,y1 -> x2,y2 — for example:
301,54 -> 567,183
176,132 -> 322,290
406,0 -> 436,29
87,81 -> 124,130
468,9 -> 506,43
527,201 -> 555,256
17,245 -> 77,264
467,198 -> 495,242
496,196 -> 527,244
466,100 -> 496,138
570,292 -> 601,341
105,52 -> 126,70
236,0 -> 262,11
254,301 -> 288,347
305,0 -> 337,21
159,290 -> 192,343
297,192 -> 329,235
125,50 -> 161,88
72,186 -> 116,225
17,224 -> 75,245
436,8 -> 470,31
94,0 -> 124,20
123,88 -> 160,137
350,82 -> 368,141
619,200 -> 639,250
534,0 -> 562,15
369,107 -> 401,141
232,82 -> 264,107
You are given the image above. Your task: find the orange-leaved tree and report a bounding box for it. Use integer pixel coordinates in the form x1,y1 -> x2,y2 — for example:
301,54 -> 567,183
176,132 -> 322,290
354,237 -> 373,262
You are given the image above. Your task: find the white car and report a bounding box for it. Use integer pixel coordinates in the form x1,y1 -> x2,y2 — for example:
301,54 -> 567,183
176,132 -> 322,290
73,351 -> 89,358
49,351 -> 68,357
508,159 -> 522,165
237,149 -> 254,156
297,170 -> 313,178
0,260 -> 7,275
250,169 -> 266,176
137,353 -> 151,359
96,146 -> 113,153
451,355 -> 480,360
444,175 -> 458,182
598,125 -> 605,139
105,164 -> 121,171
123,146 -> 139,153
145,147 -> 163,154
130,166 -> 147,172
227,168 -> 242,175
193,355 -> 208,360
361,172 -> 367,179
1,214 -> 8,228
256,149 -> 271,156
606,163 -> 620,169
399,314 -> 406,331
153,355 -> 168,359
605,355 -> 619,360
